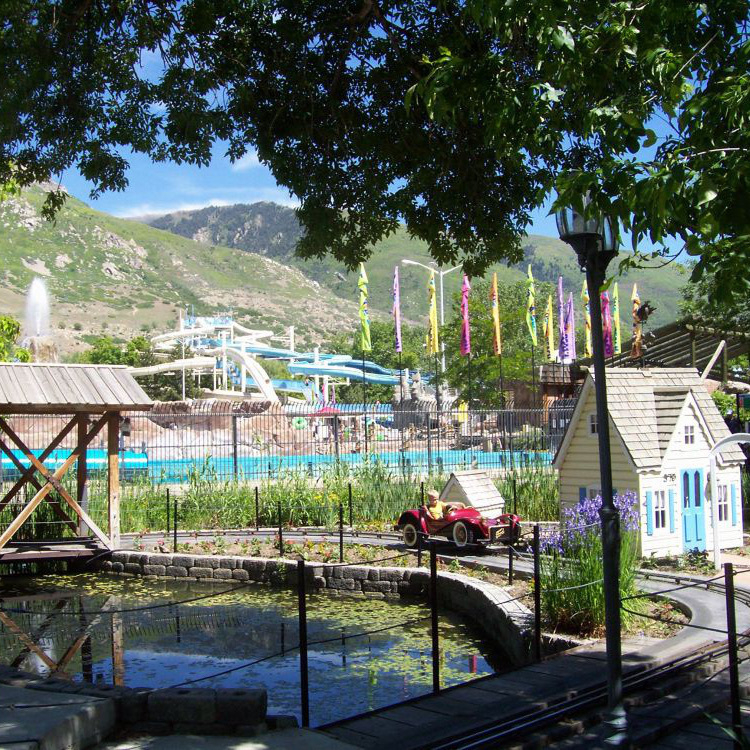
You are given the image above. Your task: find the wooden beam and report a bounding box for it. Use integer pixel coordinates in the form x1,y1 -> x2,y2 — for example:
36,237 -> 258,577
77,414 -> 88,537
0,415 -> 77,510
0,611 -> 60,671
108,412 -> 121,550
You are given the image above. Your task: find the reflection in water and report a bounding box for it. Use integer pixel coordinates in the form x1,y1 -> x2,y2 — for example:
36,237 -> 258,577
0,573 -> 505,725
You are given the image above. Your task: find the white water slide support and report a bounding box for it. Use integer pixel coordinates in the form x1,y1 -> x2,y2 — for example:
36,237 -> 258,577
129,357 -> 217,377
204,346 -> 279,402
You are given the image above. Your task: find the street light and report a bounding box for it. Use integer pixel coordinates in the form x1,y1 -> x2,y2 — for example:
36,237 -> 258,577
401,259 -> 461,373
556,196 -> 627,744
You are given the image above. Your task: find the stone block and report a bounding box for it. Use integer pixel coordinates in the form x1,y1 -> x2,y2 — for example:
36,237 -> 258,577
189,567 -> 214,579
367,569 -> 380,581
213,568 -> 232,580
313,576 -> 327,589
345,566 -> 368,581
111,562 -> 124,573
110,551 -> 129,564
362,580 -> 392,593
232,569 -> 250,581
128,552 -> 148,564
148,554 -> 170,565
148,688 -> 216,724
143,565 -> 166,576
200,557 -> 220,569
124,563 -> 143,575
121,690 -> 149,723
171,555 -> 194,568
327,578 -> 356,591
215,688 -> 267,724
243,559 -> 266,578
166,566 -> 188,578
99,560 -> 113,572
364,592 -> 385,600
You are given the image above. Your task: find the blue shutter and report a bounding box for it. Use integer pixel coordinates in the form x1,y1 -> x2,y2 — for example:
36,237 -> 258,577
731,483 -> 738,526
668,489 -> 675,534
579,487 -> 587,503
645,491 -> 653,536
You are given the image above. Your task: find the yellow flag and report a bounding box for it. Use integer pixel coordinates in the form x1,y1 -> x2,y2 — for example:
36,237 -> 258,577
581,279 -> 592,358
613,282 -> 621,354
543,294 -> 555,360
427,270 -> 439,355
525,265 -> 537,346
490,272 -> 502,355
358,263 -> 371,352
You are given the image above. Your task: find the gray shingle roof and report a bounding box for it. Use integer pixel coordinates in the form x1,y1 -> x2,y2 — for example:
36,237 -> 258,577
593,368 -> 745,467
0,363 -> 153,413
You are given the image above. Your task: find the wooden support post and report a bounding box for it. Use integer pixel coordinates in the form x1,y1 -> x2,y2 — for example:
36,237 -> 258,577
77,414 -> 88,537
108,412 -> 121,550
690,331 -> 697,368
111,601 -> 125,687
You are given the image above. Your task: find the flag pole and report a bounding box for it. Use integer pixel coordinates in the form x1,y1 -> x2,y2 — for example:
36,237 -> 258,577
398,350 -> 405,473
434,351 -> 441,461
363,352 -> 368,455
467,351 -> 473,465
531,344 -> 536,409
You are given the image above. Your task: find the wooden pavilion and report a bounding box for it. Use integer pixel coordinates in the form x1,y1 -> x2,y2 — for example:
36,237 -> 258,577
0,363 -> 152,562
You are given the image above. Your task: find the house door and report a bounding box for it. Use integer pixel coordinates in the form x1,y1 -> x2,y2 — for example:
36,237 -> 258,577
681,469 -> 705,551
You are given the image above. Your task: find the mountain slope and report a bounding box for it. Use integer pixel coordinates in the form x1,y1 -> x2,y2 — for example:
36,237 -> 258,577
0,187 -> 358,355
148,202 -> 688,327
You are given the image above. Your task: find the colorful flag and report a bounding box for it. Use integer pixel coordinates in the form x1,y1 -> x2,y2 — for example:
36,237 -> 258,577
490,272 -> 502,355
427,270 -> 439,355
564,293 -> 577,360
557,276 -> 566,361
631,283 -> 642,359
613,282 -> 622,354
543,294 -> 555,360
358,263 -> 371,352
581,279 -> 592,358
525,264 -> 537,346
460,274 -> 471,356
601,290 -> 614,358
392,266 -> 402,354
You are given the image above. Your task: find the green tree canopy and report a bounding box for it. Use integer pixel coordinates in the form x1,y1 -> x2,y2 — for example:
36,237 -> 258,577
0,316 -> 30,362
2,1 -> 748,299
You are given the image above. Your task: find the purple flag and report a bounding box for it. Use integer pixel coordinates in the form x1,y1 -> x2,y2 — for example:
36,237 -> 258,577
460,274 -> 471,356
563,292 -> 577,361
392,266 -> 402,353
557,276 -> 564,361
601,291 -> 613,358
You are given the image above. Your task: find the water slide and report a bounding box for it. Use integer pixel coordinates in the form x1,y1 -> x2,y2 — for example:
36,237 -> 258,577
129,357 -> 216,377
203,346 -> 279,402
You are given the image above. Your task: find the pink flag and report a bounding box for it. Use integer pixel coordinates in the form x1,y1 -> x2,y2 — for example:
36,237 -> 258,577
460,274 -> 471,356
557,276 -> 565,361
601,291 -> 614,358
392,266 -> 402,353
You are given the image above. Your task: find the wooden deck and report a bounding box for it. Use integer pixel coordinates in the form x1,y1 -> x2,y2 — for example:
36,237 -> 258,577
320,640 -> 658,749
0,539 -> 105,562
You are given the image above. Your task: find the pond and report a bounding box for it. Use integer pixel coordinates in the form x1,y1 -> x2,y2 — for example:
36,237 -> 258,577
0,573 -> 507,726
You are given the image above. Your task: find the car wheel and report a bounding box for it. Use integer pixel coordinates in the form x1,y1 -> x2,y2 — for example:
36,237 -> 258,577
453,521 -> 475,547
402,523 -> 419,548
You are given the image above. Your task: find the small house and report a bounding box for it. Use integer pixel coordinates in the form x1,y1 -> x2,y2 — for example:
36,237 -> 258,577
439,470 -> 506,515
553,368 -> 745,556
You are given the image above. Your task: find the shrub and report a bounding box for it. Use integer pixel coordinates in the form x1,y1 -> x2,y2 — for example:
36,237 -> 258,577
540,491 -> 640,635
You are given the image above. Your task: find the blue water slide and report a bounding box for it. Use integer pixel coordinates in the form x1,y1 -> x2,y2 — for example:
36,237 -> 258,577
287,362 -> 400,385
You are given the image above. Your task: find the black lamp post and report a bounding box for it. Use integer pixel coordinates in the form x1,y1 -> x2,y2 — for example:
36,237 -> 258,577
556,198 -> 627,744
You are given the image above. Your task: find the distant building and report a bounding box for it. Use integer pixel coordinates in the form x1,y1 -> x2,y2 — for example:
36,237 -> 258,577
554,368 -> 745,557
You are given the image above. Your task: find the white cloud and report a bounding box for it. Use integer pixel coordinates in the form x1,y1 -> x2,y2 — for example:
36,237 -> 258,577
116,188 -> 299,218
230,151 -> 261,172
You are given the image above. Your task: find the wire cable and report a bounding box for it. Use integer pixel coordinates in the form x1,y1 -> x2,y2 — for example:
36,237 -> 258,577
621,572 -> 728,601
543,578 -> 604,594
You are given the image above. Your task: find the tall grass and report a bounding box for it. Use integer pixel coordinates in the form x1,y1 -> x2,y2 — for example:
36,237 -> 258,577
540,492 -> 640,635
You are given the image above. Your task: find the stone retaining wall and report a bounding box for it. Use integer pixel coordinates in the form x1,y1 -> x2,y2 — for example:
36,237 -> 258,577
97,551 -> 535,665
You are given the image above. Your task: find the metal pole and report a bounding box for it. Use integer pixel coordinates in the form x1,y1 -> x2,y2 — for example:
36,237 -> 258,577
417,531 -> 423,567
297,560 -> 310,728
533,524 -> 541,662
430,543 -> 440,693
348,482 -> 353,529
362,355 -> 368,455
255,485 -> 259,531
508,538 -> 514,585
587,259 -> 626,742
513,478 -> 517,517
439,269 -> 446,373
173,493 -> 177,552
499,351 -> 505,409
278,501 -> 284,556
724,562 -> 742,749
339,502 -> 344,562
531,344 -> 536,410
426,413 -> 433,474
232,415 -> 238,480
166,488 -> 170,538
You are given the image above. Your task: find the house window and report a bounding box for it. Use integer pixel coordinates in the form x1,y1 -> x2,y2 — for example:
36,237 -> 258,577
589,413 -> 598,435
587,487 -> 602,501
718,484 -> 729,522
654,490 -> 667,530
684,424 -> 695,444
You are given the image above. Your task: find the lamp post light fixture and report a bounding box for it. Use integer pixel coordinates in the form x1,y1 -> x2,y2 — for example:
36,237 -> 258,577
556,197 -> 627,744
401,259 -> 461,373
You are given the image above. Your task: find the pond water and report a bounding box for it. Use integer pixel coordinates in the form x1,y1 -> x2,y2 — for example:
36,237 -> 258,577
0,573 -> 506,726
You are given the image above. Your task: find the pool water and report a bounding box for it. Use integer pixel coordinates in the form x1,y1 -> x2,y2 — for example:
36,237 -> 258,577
0,573 -> 505,725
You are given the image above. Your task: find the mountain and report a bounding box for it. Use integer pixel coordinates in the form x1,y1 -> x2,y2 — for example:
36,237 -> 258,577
0,187 -> 358,356
148,202 -> 688,327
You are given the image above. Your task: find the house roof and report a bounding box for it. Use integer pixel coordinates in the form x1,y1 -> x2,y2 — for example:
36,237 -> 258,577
554,367 -> 745,470
439,470 -> 506,515
0,363 -> 153,413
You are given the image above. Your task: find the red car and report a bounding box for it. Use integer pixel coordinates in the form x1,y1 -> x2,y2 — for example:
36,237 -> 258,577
396,503 -> 522,548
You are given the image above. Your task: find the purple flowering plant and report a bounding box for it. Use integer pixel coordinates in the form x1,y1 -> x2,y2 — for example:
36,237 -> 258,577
540,491 -> 641,635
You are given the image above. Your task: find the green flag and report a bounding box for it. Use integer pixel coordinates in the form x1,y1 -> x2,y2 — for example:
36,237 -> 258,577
358,263 -> 372,352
